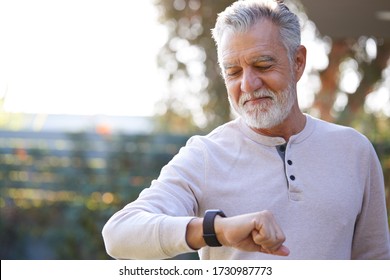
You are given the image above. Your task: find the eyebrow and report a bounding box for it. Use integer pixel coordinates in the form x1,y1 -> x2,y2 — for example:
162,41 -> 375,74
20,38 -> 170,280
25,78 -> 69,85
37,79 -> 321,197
222,55 -> 276,70
251,55 -> 276,64
222,61 -> 238,70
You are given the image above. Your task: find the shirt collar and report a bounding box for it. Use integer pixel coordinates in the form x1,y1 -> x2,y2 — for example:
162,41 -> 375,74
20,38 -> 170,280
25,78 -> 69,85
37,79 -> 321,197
237,114 -> 316,147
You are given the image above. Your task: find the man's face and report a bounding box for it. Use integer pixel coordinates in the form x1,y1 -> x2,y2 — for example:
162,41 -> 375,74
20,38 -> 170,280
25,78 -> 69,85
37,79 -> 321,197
219,20 -> 298,129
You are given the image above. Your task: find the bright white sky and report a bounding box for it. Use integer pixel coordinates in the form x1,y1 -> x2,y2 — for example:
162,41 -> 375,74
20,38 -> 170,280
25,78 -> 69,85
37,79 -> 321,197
1,0 -> 388,119
0,0 -> 167,116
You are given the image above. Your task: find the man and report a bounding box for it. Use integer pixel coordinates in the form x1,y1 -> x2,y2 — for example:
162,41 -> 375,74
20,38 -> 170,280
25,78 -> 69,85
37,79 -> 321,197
102,0 -> 390,259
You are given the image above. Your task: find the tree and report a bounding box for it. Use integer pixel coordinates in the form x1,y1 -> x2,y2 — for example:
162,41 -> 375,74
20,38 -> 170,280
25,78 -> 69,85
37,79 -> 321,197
153,0 -> 235,134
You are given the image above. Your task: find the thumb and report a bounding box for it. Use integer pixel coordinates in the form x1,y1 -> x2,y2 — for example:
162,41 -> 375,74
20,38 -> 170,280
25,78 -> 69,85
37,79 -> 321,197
270,245 -> 290,256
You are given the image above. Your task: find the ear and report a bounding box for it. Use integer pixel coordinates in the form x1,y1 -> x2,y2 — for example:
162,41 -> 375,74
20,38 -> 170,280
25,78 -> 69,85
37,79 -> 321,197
293,45 -> 307,82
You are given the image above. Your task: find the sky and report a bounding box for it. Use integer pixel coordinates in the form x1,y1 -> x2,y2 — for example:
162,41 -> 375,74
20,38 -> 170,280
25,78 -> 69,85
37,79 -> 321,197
0,0 -> 388,119
0,0 -> 167,117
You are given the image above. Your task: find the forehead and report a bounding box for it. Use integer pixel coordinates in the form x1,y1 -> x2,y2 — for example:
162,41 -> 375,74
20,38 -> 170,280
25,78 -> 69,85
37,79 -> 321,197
219,20 -> 287,65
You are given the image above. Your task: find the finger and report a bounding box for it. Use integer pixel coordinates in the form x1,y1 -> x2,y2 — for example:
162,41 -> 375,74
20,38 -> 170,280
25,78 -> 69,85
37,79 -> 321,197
252,226 -> 285,246
252,227 -> 267,244
252,227 -> 287,254
258,244 -> 290,256
253,212 -> 285,243
270,245 -> 290,256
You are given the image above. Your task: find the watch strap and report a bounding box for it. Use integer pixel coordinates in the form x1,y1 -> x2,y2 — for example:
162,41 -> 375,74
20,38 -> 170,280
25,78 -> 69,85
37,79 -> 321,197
203,209 -> 226,247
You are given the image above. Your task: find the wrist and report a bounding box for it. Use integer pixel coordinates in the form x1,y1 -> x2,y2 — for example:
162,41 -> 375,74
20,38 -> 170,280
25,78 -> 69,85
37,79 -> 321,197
213,215 -> 226,245
186,218 -> 206,250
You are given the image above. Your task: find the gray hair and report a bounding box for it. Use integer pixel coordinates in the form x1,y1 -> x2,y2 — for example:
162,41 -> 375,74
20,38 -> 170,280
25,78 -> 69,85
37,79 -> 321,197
211,0 -> 301,64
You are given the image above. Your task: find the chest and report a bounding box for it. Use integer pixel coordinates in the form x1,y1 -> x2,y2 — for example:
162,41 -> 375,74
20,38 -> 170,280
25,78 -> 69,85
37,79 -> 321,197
199,144 -> 364,221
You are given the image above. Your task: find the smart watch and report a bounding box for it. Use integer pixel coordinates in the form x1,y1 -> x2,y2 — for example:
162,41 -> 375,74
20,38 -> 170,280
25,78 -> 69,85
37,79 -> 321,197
203,209 -> 226,247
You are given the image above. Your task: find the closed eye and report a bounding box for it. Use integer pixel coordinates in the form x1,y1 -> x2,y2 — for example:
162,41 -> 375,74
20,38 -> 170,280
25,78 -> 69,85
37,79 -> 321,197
225,67 -> 242,77
254,64 -> 272,71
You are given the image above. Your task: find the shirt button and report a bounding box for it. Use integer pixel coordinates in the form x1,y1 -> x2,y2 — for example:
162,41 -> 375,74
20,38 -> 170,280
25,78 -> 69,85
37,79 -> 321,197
287,160 -> 293,165
290,175 -> 296,181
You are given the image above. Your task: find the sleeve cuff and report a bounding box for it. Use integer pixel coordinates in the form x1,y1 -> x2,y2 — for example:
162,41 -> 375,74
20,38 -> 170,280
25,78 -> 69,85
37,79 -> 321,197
159,216 -> 198,258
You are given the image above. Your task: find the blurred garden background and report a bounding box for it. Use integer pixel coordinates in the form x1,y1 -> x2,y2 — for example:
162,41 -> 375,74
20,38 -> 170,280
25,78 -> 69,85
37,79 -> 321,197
0,0 -> 389,259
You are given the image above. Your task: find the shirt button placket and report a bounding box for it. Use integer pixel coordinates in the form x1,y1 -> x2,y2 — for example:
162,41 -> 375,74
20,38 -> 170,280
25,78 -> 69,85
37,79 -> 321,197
286,157 -> 295,181
285,148 -> 302,201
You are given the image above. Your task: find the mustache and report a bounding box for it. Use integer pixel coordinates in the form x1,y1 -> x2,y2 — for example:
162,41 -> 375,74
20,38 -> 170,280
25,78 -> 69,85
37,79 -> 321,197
239,89 -> 276,106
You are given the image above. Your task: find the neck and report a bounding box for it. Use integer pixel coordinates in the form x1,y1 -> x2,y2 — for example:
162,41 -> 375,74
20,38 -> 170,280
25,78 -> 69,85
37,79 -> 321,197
250,104 -> 306,141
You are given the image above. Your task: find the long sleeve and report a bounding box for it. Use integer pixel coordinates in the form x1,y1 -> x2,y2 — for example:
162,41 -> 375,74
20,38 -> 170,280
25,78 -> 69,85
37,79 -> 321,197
102,138 -> 205,259
351,143 -> 390,259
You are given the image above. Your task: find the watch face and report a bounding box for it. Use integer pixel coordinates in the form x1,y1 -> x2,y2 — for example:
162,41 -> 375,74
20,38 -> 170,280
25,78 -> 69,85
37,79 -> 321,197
205,209 -> 226,217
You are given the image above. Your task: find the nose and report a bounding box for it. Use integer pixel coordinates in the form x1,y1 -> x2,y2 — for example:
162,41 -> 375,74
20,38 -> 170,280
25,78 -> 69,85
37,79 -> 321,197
240,68 -> 263,93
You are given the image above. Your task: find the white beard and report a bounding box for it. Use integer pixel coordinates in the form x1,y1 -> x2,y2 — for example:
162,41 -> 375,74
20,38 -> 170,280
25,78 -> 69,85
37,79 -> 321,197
229,83 -> 296,129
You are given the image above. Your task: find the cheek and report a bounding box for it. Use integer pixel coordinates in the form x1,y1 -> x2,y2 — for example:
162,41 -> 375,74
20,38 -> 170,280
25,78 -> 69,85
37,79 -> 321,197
225,80 -> 240,103
225,80 -> 241,95
266,71 -> 293,92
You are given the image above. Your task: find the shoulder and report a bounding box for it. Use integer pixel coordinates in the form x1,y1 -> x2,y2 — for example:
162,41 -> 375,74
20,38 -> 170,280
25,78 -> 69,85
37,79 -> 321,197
307,115 -> 380,163
186,118 -> 242,148
307,116 -> 382,169
168,119 -> 241,163
310,115 -> 371,147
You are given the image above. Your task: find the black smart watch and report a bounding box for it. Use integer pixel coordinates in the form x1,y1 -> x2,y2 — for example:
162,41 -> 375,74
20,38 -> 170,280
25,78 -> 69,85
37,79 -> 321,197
203,209 -> 226,247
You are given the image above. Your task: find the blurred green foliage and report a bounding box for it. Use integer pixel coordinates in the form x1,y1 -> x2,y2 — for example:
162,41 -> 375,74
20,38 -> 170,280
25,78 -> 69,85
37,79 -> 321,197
0,130 -> 189,259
